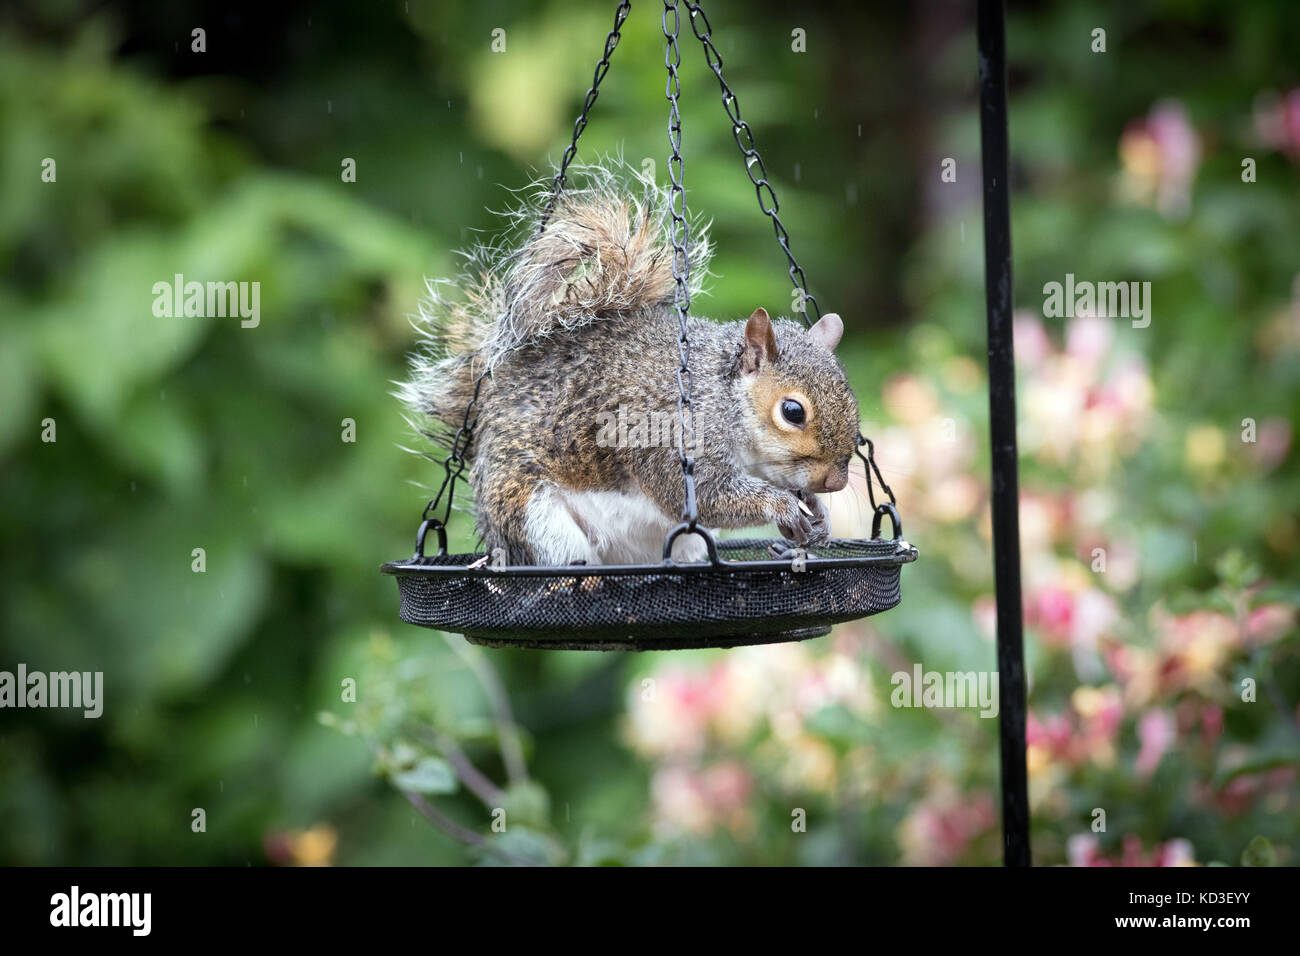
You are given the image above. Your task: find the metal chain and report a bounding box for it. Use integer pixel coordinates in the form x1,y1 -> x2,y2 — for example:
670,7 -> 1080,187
538,0 -> 633,234
421,364 -> 488,529
683,0 -> 895,509
423,1 -> 632,536
858,436 -> 896,511
684,0 -> 821,327
663,0 -> 700,525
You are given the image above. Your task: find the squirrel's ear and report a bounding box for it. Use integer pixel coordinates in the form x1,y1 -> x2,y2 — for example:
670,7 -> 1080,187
808,312 -> 843,352
743,307 -> 779,373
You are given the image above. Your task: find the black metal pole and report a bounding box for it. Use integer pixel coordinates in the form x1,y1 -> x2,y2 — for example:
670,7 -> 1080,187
976,0 -> 1031,867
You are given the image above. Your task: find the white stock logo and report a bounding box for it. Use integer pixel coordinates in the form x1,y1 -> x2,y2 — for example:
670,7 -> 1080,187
890,665 -> 999,718
152,273 -> 261,328
50,886 -> 151,936
0,664 -> 102,718
1043,273 -> 1151,328
595,403 -> 699,452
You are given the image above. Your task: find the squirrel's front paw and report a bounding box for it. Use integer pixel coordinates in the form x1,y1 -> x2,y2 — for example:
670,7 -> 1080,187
776,491 -> 830,549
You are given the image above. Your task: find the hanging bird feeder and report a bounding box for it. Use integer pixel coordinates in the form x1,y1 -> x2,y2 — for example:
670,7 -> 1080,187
382,0 -> 918,650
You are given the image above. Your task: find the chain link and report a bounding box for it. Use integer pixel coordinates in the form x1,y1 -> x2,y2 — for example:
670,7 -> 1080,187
683,0 -> 895,508
424,2 -> 632,531
662,0 -> 700,525
538,0 -> 632,234
421,364 -> 488,527
684,0 -> 821,327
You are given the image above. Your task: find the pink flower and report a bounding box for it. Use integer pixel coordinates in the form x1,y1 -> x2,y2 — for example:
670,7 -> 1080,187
1091,358 -> 1154,426
1151,607 -> 1240,693
701,761 -> 753,812
1152,839 -> 1196,867
1200,704 -> 1223,750
1066,315 -> 1114,367
1246,603 -> 1295,644
624,666 -> 725,758
1027,711 -> 1074,757
1069,833 -> 1196,867
1245,418 -> 1292,472
1121,835 -> 1194,867
1013,311 -> 1052,369
972,594 -> 998,641
1029,687 -> 1124,773
1027,586 -> 1075,647
650,761 -> 755,837
1174,699 -> 1224,751
1208,767 -> 1298,816
1075,685 -> 1124,741
1070,588 -> 1120,649
1136,709 -> 1176,778
1067,834 -> 1106,867
1254,88 -> 1300,162
1076,535 -> 1141,592
1119,100 -> 1201,217
898,788 -> 996,865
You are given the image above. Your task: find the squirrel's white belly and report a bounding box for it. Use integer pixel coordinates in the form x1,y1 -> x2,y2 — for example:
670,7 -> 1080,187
524,484 -> 707,565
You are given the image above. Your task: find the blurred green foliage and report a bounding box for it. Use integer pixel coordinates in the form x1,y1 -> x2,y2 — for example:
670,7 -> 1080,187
0,0 -> 1296,865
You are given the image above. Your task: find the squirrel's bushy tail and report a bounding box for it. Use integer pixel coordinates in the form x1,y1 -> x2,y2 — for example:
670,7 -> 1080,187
399,162 -> 712,454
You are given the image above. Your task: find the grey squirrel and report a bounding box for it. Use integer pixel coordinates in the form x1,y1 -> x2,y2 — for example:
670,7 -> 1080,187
400,166 -> 861,565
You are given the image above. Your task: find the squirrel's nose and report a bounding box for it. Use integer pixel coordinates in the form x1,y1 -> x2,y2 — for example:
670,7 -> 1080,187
821,468 -> 848,493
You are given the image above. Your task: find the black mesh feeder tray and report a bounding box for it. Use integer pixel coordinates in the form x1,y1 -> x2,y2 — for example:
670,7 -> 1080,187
382,0 -> 918,651
382,503 -> 917,651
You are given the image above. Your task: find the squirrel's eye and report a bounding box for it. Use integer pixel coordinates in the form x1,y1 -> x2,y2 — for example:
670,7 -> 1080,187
780,398 -> 806,426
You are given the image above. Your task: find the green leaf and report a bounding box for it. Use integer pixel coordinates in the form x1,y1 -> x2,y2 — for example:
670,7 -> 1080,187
1240,836 -> 1277,867
500,781 -> 551,829
475,826 -> 566,867
390,756 -> 458,795
1215,549 -> 1260,589
804,704 -> 870,748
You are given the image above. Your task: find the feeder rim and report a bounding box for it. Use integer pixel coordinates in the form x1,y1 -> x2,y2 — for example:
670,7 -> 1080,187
382,536 -> 918,580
